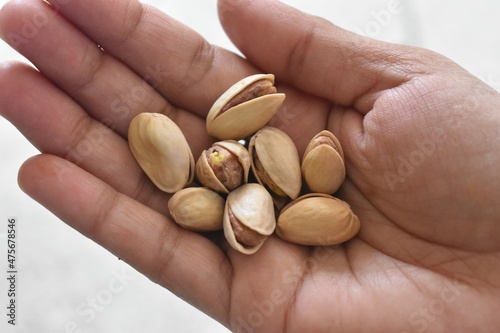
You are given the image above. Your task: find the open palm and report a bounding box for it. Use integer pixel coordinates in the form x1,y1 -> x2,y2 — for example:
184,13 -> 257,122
1,0 -> 499,332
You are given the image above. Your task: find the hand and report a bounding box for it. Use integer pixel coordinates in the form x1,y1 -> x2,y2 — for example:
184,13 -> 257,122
1,0 -> 499,332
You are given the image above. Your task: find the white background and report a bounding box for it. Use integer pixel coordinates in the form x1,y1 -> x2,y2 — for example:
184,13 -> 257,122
0,0 -> 499,332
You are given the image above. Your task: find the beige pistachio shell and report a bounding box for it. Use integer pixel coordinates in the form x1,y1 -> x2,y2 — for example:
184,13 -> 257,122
168,187 -> 224,232
128,113 -> 194,193
276,193 -> 360,246
249,126 -> 302,201
206,74 -> 285,140
302,130 -> 346,194
195,140 -> 251,193
223,184 -> 276,255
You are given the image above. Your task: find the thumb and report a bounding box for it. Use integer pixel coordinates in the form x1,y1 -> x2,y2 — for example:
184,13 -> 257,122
218,0 -> 438,110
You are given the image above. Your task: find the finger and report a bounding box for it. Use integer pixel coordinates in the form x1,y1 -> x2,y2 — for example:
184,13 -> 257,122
0,0 -> 210,149
28,0 -> 331,155
268,84 -> 332,155
42,0 -> 256,114
0,62 -> 170,214
218,0 -> 434,111
18,153 -> 232,325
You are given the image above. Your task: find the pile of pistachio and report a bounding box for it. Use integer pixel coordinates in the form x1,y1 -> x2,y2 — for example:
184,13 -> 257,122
128,74 -> 360,255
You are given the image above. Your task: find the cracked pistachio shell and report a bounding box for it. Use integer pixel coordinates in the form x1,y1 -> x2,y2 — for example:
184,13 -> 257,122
128,113 -> 194,193
276,194 -> 360,246
223,184 -> 276,255
302,130 -> 346,194
195,140 -> 251,194
206,74 -> 286,140
168,187 -> 224,232
249,126 -> 302,201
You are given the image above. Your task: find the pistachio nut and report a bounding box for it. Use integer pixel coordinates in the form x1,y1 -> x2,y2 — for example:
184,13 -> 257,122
249,126 -> 302,205
302,130 -> 346,194
128,113 -> 194,193
206,74 -> 286,140
196,140 -> 251,194
168,187 -> 224,232
223,183 -> 276,255
276,193 -> 360,246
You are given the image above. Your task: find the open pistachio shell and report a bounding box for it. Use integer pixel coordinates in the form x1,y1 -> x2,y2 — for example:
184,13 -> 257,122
128,113 -> 194,193
206,74 -> 286,140
168,187 -> 224,232
302,130 -> 346,194
196,140 -> 251,194
249,126 -> 302,203
276,193 -> 360,246
223,184 -> 276,255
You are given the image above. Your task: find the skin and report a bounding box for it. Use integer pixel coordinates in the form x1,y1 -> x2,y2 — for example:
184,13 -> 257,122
1,0 -> 499,331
